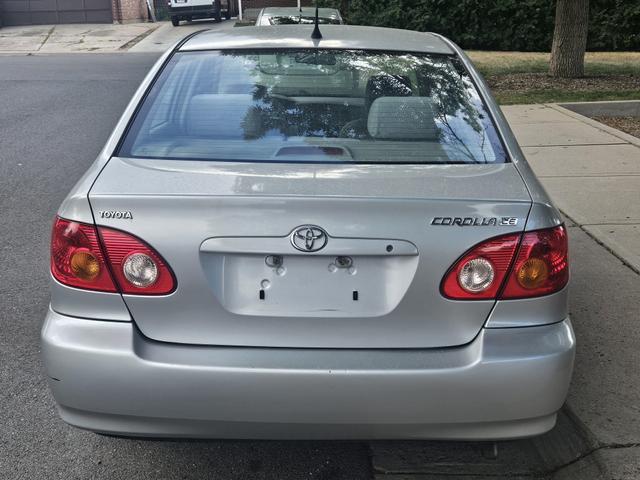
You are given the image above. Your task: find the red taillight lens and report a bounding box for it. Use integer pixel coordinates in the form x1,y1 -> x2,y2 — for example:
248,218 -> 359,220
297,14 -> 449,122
98,227 -> 176,295
501,225 -> 568,299
51,217 -> 176,295
441,233 -> 520,300
441,225 -> 569,300
51,217 -> 117,292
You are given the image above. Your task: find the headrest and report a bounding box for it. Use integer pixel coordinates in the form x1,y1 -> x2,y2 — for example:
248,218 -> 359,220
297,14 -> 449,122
365,74 -> 413,110
185,94 -> 261,139
367,97 -> 439,140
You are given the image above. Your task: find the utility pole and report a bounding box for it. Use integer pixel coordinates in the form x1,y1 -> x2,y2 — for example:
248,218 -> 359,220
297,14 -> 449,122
297,0 -> 301,8
238,0 -> 243,20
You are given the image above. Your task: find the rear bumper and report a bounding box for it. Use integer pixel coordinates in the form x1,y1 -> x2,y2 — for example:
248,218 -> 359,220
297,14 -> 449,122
41,308 -> 575,440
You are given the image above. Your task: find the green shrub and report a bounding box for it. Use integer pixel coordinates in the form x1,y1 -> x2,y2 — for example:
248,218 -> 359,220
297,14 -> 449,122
318,0 -> 640,51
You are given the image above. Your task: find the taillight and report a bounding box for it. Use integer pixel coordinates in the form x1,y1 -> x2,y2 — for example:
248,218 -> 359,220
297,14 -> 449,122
441,233 -> 520,300
501,225 -> 568,299
98,227 -> 176,295
51,217 -> 176,295
441,225 -> 568,300
51,217 -> 117,292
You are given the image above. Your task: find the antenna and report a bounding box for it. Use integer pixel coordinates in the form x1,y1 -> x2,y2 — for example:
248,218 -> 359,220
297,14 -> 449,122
311,6 -> 322,39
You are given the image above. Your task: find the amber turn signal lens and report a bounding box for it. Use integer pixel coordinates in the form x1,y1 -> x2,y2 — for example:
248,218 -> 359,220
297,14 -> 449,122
516,258 -> 549,289
70,249 -> 101,281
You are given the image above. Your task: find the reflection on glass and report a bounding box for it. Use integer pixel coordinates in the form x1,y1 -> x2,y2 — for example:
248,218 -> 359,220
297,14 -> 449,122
119,50 -> 506,165
268,15 -> 342,25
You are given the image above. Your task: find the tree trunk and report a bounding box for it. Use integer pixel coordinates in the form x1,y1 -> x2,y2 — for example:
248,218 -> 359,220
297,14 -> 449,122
550,0 -> 589,78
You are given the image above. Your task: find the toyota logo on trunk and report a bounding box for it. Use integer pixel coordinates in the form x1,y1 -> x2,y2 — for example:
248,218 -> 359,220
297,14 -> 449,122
290,225 -> 328,252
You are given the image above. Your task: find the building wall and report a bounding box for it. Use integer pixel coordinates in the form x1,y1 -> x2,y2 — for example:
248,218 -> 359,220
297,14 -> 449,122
0,0 -> 113,25
111,0 -> 148,23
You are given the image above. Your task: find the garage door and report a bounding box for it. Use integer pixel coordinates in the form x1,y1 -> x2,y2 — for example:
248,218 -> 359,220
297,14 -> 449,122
1,0 -> 113,26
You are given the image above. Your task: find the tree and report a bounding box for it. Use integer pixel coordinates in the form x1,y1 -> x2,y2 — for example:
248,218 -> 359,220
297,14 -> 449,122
550,0 -> 590,78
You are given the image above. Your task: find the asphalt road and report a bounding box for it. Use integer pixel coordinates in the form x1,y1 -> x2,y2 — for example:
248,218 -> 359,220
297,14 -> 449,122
0,53 -> 372,480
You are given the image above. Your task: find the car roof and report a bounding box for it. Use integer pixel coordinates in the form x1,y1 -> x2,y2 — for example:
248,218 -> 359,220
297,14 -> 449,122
260,7 -> 342,18
180,25 -> 455,55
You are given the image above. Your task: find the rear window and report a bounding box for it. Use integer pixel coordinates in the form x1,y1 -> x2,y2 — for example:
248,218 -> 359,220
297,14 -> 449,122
263,15 -> 342,25
118,49 -> 507,164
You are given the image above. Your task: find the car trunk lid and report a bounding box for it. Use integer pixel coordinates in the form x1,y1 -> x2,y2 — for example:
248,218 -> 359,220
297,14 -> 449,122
89,157 -> 531,348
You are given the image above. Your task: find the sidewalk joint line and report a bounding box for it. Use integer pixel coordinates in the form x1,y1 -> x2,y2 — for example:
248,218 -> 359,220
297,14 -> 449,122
579,222 -> 640,226
560,209 -> 640,275
520,142 -> 628,148
539,174 -> 640,178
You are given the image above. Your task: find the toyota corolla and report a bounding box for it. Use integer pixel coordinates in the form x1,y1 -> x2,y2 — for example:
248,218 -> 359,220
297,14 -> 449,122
42,25 -> 574,440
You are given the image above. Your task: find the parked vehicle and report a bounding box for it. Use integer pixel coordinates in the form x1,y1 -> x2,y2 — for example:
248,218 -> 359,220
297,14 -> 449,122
42,25 -> 574,440
255,7 -> 343,26
168,0 -> 231,26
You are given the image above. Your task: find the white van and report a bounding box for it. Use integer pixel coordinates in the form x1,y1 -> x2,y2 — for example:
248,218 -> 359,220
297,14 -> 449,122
168,0 -> 231,26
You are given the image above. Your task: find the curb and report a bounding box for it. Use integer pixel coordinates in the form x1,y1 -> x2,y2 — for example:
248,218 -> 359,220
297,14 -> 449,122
547,102 -> 640,148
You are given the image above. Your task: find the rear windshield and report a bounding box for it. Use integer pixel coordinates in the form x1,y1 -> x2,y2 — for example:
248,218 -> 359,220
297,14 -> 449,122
264,15 -> 342,25
118,50 -> 507,164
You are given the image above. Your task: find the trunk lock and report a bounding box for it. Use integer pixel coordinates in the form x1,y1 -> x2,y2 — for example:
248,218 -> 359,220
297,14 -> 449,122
335,256 -> 353,269
265,255 -> 283,268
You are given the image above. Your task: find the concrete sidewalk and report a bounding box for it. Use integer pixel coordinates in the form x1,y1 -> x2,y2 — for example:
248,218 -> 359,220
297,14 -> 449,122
0,19 -> 234,54
0,23 -> 159,53
504,103 -> 640,273
508,105 -> 640,477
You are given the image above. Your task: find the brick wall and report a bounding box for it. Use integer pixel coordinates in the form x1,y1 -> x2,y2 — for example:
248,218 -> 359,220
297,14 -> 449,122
112,0 -> 149,22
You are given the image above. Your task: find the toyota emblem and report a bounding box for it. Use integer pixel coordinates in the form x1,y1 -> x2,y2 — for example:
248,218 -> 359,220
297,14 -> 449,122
290,225 -> 328,252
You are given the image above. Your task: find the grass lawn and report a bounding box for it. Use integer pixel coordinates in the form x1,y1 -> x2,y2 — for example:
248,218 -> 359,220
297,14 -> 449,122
467,51 -> 640,105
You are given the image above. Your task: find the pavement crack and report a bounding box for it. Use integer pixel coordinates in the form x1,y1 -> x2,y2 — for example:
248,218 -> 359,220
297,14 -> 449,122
373,471 -> 546,478
37,26 -> 55,52
547,443 -> 640,476
601,442 -> 640,449
370,444 -> 640,479
119,25 -> 159,51
520,142 -> 629,148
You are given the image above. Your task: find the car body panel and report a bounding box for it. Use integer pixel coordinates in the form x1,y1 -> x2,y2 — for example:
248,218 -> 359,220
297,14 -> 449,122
50,276 -> 131,322
89,157 -> 531,348
42,309 -> 575,439
181,25 -> 454,54
486,287 -> 568,328
169,0 -> 214,9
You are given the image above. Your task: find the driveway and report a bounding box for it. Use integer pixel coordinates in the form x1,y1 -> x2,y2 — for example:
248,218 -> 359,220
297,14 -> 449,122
0,19 -> 234,54
0,53 -> 638,479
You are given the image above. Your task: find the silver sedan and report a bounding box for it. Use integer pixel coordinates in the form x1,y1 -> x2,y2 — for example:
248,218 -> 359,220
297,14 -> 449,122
42,25 -> 574,440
